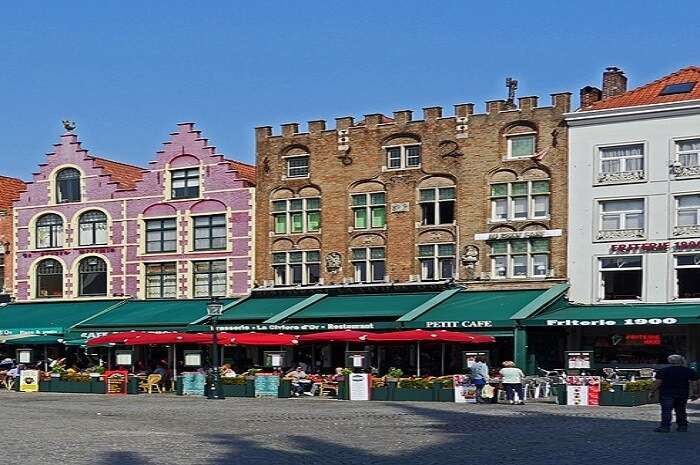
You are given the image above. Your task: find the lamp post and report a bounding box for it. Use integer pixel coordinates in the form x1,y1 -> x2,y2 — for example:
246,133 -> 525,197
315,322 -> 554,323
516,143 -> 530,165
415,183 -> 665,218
206,298 -> 225,400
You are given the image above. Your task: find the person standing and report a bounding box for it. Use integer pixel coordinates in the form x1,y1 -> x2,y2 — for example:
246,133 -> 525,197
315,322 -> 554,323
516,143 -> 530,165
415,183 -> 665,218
499,361 -> 525,405
652,354 -> 699,433
470,357 -> 490,403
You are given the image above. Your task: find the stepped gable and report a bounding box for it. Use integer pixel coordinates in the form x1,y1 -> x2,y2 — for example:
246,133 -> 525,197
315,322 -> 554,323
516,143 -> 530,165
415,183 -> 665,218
585,66 -> 700,110
0,175 -> 26,210
90,156 -> 144,190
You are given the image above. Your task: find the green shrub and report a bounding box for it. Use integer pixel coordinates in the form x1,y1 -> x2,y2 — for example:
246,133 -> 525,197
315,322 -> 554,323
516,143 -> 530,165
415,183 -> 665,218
222,376 -> 247,385
624,380 -> 655,392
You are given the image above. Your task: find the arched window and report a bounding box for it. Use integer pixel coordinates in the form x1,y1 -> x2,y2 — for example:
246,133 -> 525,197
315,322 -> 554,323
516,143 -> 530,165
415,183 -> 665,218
56,168 -> 81,203
36,214 -> 63,249
79,211 -> 108,246
78,257 -> 108,296
36,259 -> 63,298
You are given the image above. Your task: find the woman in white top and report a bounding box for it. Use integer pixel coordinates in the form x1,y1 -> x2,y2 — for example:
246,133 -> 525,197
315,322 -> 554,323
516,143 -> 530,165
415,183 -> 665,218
499,361 -> 525,405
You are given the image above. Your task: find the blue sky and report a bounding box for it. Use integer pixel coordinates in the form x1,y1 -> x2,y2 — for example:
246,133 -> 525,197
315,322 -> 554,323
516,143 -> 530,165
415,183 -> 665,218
0,1 -> 697,179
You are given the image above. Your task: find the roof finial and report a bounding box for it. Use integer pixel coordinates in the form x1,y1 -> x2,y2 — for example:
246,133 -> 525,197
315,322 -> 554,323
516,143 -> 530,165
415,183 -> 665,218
505,77 -> 518,109
62,120 -> 76,132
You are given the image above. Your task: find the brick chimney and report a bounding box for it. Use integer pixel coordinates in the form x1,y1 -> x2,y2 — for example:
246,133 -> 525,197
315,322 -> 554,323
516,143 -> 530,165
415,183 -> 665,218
602,67 -> 627,99
580,86 -> 603,108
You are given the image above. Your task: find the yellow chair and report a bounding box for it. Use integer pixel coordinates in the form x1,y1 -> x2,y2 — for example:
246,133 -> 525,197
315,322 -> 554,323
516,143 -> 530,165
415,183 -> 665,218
139,374 -> 162,394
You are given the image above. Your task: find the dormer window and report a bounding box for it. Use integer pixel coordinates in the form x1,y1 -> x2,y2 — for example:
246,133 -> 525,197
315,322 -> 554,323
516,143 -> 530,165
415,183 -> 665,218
507,134 -> 536,158
286,155 -> 309,178
385,144 -> 421,169
56,168 -> 81,203
171,168 -> 200,199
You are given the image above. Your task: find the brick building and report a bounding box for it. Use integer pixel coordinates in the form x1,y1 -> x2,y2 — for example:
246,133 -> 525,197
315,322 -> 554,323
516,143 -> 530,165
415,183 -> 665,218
13,123 -> 254,302
254,89 -> 571,290
0,175 -> 26,299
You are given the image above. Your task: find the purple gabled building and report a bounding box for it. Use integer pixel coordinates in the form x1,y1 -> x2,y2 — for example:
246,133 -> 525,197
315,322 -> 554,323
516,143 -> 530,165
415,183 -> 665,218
13,122 -> 255,302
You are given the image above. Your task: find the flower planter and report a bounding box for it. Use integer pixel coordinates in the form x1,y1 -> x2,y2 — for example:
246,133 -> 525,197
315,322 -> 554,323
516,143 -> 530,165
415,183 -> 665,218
50,380 -> 93,394
371,386 -> 390,401
599,389 -> 655,407
393,387 -> 435,402
222,383 -> 249,397
278,379 -> 292,398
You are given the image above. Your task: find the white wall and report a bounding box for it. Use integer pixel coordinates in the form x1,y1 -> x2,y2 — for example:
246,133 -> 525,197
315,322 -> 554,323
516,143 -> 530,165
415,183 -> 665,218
567,102 -> 700,304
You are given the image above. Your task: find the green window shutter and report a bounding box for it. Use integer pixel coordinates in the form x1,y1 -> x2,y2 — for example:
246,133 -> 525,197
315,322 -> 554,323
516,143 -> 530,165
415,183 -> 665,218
274,215 -> 287,234
354,209 -> 367,229
371,206 -> 386,228
291,213 -> 304,233
307,211 -> 320,231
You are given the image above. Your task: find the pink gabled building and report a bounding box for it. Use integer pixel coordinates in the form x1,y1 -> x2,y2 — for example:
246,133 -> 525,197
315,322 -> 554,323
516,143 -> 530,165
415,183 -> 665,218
13,123 -> 255,302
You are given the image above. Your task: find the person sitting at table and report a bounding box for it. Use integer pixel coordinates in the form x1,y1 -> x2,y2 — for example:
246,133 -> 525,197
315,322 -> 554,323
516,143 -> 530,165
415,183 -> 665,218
331,367 -> 344,382
221,364 -> 237,378
286,366 -> 308,396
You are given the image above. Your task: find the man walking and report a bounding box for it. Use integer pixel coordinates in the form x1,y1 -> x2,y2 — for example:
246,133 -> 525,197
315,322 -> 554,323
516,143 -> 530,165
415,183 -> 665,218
470,357 -> 490,403
652,354 -> 699,433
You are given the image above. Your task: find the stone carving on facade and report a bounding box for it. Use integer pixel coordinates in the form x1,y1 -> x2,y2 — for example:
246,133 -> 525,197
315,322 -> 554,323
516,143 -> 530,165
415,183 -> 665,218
461,245 -> 479,279
596,229 -> 645,240
670,164 -> 700,179
597,170 -> 645,184
62,120 -> 76,132
439,140 -> 463,158
390,202 -> 409,213
455,116 -> 469,139
673,225 -> 700,237
325,251 -> 342,274
388,174 -> 415,186
262,157 -> 270,174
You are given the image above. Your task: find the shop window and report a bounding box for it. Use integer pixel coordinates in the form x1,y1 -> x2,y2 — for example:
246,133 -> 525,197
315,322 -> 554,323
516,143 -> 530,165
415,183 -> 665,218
385,144 -> 421,169
489,238 -> 550,279
56,168 -> 81,203
36,214 -> 64,249
419,187 -> 455,225
272,250 -> 320,286
193,214 -> 227,250
271,198 -> 320,234
490,181 -> 549,221
351,192 -> 385,229
171,168 -> 200,199
675,254 -> 700,299
598,144 -> 644,182
145,218 -> 177,253
78,257 -> 108,297
145,263 -> 177,299
286,156 -> 309,178
351,247 -> 385,283
78,210 -> 108,246
598,199 -> 644,239
599,256 -> 643,301
36,258 -> 63,298
193,260 -> 227,298
418,243 -> 455,281
506,134 -> 536,158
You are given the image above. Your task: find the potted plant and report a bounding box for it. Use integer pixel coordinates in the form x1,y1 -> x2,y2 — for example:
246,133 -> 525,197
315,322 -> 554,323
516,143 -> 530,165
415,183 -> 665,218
386,367 -> 403,383
244,368 -> 261,380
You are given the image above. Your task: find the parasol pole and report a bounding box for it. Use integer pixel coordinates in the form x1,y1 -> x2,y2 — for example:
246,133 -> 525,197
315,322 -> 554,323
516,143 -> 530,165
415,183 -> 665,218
172,343 -> 177,387
441,343 -> 445,376
44,345 -> 48,372
417,341 -> 421,377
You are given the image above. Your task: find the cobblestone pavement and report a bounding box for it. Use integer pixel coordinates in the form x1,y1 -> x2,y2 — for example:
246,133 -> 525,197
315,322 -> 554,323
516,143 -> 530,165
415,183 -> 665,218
1,392 -> 698,465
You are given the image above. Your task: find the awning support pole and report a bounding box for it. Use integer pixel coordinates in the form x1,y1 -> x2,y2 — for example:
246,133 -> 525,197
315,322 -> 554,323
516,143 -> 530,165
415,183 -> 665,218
417,341 -> 421,377
514,327 -> 528,374
44,345 -> 48,372
441,343 -> 445,376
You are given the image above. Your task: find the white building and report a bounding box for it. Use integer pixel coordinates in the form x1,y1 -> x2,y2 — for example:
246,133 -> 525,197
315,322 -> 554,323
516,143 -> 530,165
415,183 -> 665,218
567,66 -> 700,305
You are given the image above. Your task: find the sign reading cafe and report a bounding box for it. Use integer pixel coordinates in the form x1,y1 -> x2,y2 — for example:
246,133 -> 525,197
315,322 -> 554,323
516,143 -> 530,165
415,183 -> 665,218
425,320 -> 494,328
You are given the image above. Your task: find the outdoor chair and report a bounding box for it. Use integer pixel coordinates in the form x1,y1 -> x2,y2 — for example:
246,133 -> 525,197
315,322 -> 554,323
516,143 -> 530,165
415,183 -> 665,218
139,374 -> 162,394
319,380 -> 339,397
1,374 -> 14,391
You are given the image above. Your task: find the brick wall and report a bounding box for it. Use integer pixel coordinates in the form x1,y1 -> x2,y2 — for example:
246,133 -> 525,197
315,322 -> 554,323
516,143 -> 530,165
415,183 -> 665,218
0,176 -> 26,295
255,92 -> 571,290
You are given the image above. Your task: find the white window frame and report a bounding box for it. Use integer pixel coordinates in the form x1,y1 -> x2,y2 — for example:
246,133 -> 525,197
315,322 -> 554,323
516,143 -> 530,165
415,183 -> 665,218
383,143 -> 422,170
271,197 -> 321,235
419,186 -> 456,225
506,133 -> 536,159
418,243 -> 455,281
597,143 -> 645,178
674,253 -> 700,300
676,194 -> 700,227
598,255 -> 643,302
351,247 -> 386,283
675,138 -> 700,169
170,167 -> 201,200
489,239 -> 550,279
272,250 -> 321,286
598,198 -> 645,232
285,155 -> 310,178
490,180 -> 550,222
350,192 -> 386,230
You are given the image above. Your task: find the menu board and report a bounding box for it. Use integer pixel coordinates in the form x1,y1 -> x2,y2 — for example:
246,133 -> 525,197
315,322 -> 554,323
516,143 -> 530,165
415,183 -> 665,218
566,376 -> 601,406
19,370 -> 39,393
181,372 -> 206,396
566,351 -> 593,370
104,370 -> 128,395
453,374 -> 477,403
348,373 -> 371,401
254,373 -> 280,398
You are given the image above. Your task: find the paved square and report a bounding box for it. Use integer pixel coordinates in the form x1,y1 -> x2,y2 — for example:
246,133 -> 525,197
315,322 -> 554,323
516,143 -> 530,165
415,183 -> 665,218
1,392 -> 697,465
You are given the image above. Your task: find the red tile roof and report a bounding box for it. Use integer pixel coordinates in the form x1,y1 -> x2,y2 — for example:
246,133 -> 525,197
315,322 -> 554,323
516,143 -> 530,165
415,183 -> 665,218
225,159 -> 256,186
91,156 -> 144,190
585,66 -> 700,110
0,175 -> 26,210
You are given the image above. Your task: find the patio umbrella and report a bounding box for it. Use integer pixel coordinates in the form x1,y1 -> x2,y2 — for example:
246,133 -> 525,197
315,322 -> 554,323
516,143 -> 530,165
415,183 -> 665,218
298,330 -> 370,343
122,332 -> 214,345
224,332 -> 299,346
366,330 -> 495,376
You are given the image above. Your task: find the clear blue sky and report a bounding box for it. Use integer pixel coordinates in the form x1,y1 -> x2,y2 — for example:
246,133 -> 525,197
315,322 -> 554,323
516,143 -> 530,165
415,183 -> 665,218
0,1 -> 697,179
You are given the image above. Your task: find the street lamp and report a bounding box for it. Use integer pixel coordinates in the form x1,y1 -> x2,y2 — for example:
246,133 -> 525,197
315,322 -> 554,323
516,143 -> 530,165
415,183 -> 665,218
206,298 -> 225,400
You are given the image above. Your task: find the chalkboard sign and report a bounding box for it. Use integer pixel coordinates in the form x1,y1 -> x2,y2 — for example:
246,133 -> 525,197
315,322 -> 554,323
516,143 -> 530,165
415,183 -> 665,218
104,370 -> 128,395
254,373 -> 280,398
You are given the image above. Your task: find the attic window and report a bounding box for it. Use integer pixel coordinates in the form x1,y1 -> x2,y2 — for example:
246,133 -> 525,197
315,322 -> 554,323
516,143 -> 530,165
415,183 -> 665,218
659,82 -> 696,96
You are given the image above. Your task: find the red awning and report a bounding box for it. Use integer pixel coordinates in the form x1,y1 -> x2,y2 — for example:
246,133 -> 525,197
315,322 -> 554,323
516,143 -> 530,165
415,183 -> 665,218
87,332 -> 215,346
366,329 -> 494,344
86,332 -> 151,346
223,332 -> 299,346
298,330 -> 370,343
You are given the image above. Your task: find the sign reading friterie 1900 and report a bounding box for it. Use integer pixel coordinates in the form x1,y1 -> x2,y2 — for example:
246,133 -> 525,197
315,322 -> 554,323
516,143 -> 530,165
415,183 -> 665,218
610,240 -> 700,253
546,317 -> 678,326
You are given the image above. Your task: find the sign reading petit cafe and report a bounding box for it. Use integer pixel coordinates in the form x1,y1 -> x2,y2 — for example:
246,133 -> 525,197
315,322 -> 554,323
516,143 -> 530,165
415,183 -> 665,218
610,241 -> 700,253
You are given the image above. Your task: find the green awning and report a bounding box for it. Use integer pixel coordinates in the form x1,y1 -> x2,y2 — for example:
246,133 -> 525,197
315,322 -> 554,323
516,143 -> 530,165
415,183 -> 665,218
288,292 -> 441,320
1,335 -> 63,345
218,296 -> 309,322
525,298 -> 700,327
72,299 -> 236,331
0,300 -> 123,337
402,289 -> 552,328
